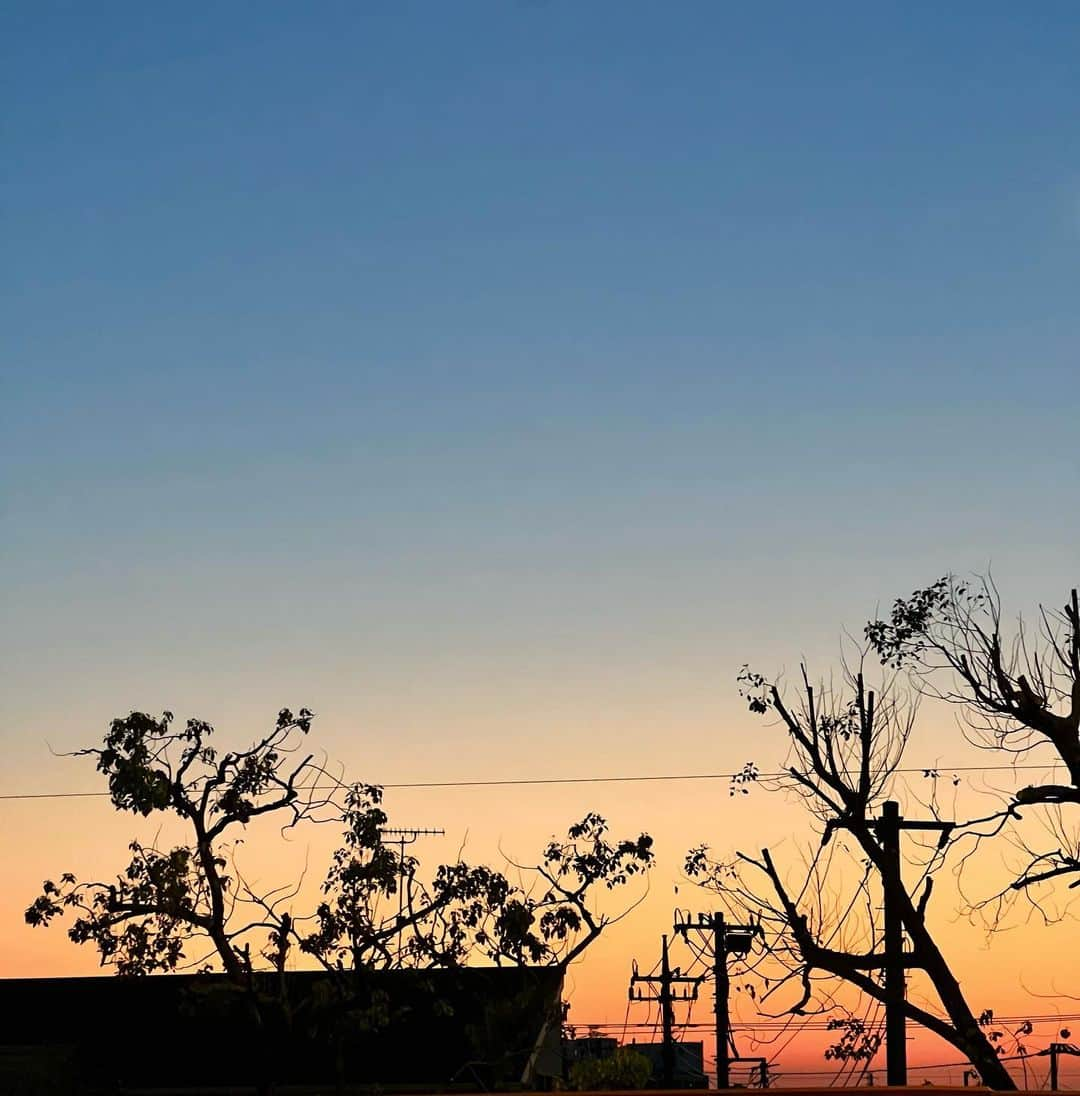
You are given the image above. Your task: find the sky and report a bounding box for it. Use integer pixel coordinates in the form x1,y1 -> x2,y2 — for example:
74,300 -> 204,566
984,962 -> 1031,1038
3,1 -> 1079,1083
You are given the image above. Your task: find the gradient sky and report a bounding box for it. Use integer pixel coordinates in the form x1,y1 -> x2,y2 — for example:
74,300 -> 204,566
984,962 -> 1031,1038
3,1 -> 1079,1083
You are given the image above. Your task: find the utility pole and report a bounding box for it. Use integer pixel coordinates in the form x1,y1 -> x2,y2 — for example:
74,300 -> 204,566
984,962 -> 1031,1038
715,915 -> 730,1090
675,911 -> 760,1089
1037,1042 -> 1080,1091
872,801 -> 953,1087
629,934 -> 703,1086
878,801 -> 906,1088
379,826 -> 445,923
660,932 -> 675,1085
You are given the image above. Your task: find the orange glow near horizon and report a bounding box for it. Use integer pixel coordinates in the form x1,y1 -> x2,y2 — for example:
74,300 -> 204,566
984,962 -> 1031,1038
4,695 -> 1079,1087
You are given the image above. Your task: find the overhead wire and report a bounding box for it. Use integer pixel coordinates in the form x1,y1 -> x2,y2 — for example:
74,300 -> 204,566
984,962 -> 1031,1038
572,1012 -> 1080,1030
0,762 -> 1066,802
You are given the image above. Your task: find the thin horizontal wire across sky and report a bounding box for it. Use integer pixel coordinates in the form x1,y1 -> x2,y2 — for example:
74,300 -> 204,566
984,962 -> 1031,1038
572,1012 -> 1080,1030
0,763 -> 1066,802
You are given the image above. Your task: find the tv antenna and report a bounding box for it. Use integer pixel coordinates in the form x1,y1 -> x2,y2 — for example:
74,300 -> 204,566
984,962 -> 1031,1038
379,826 -> 446,923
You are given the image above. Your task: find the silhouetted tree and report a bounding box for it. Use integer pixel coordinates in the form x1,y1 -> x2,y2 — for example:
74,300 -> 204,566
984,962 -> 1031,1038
26,708 -> 654,1091
24,708 -> 329,1095
686,662 -> 1016,1089
25,708 -> 326,979
296,788 -> 653,973
867,576 -> 1080,913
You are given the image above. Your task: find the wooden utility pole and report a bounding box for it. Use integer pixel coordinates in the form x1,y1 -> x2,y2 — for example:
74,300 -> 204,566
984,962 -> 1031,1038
715,915 -> 730,1089
872,801 -> 953,1087
629,934 -> 703,1086
675,911 -> 760,1089
879,801 -> 906,1087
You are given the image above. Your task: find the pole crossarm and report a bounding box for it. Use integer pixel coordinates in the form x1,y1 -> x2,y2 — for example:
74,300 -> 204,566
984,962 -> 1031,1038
1036,1041 -> 1080,1090
629,968 -> 705,1000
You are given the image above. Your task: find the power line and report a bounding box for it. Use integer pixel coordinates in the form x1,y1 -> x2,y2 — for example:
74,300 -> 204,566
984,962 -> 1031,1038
780,1051 -> 1066,1077
0,763 -> 1065,803
572,1014 -> 1080,1031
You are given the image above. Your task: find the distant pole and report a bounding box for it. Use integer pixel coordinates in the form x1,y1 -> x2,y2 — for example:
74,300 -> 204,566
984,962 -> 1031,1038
660,934 -> 676,1086
629,932 -> 704,1086
1050,1045 -> 1059,1092
879,801 -> 907,1086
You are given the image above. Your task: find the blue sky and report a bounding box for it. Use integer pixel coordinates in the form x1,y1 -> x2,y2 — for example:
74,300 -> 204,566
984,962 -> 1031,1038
3,2 -> 1078,781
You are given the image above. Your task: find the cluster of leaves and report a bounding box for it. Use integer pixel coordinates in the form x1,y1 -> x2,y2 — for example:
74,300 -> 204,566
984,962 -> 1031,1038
729,761 -> 759,797
545,814 -> 653,892
567,1047 -> 652,1091
737,666 -> 772,715
865,577 -> 986,669
26,843 -> 204,976
683,845 -> 737,884
866,576 -> 1078,772
824,1015 -> 882,1062
978,1010 -> 1036,1059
